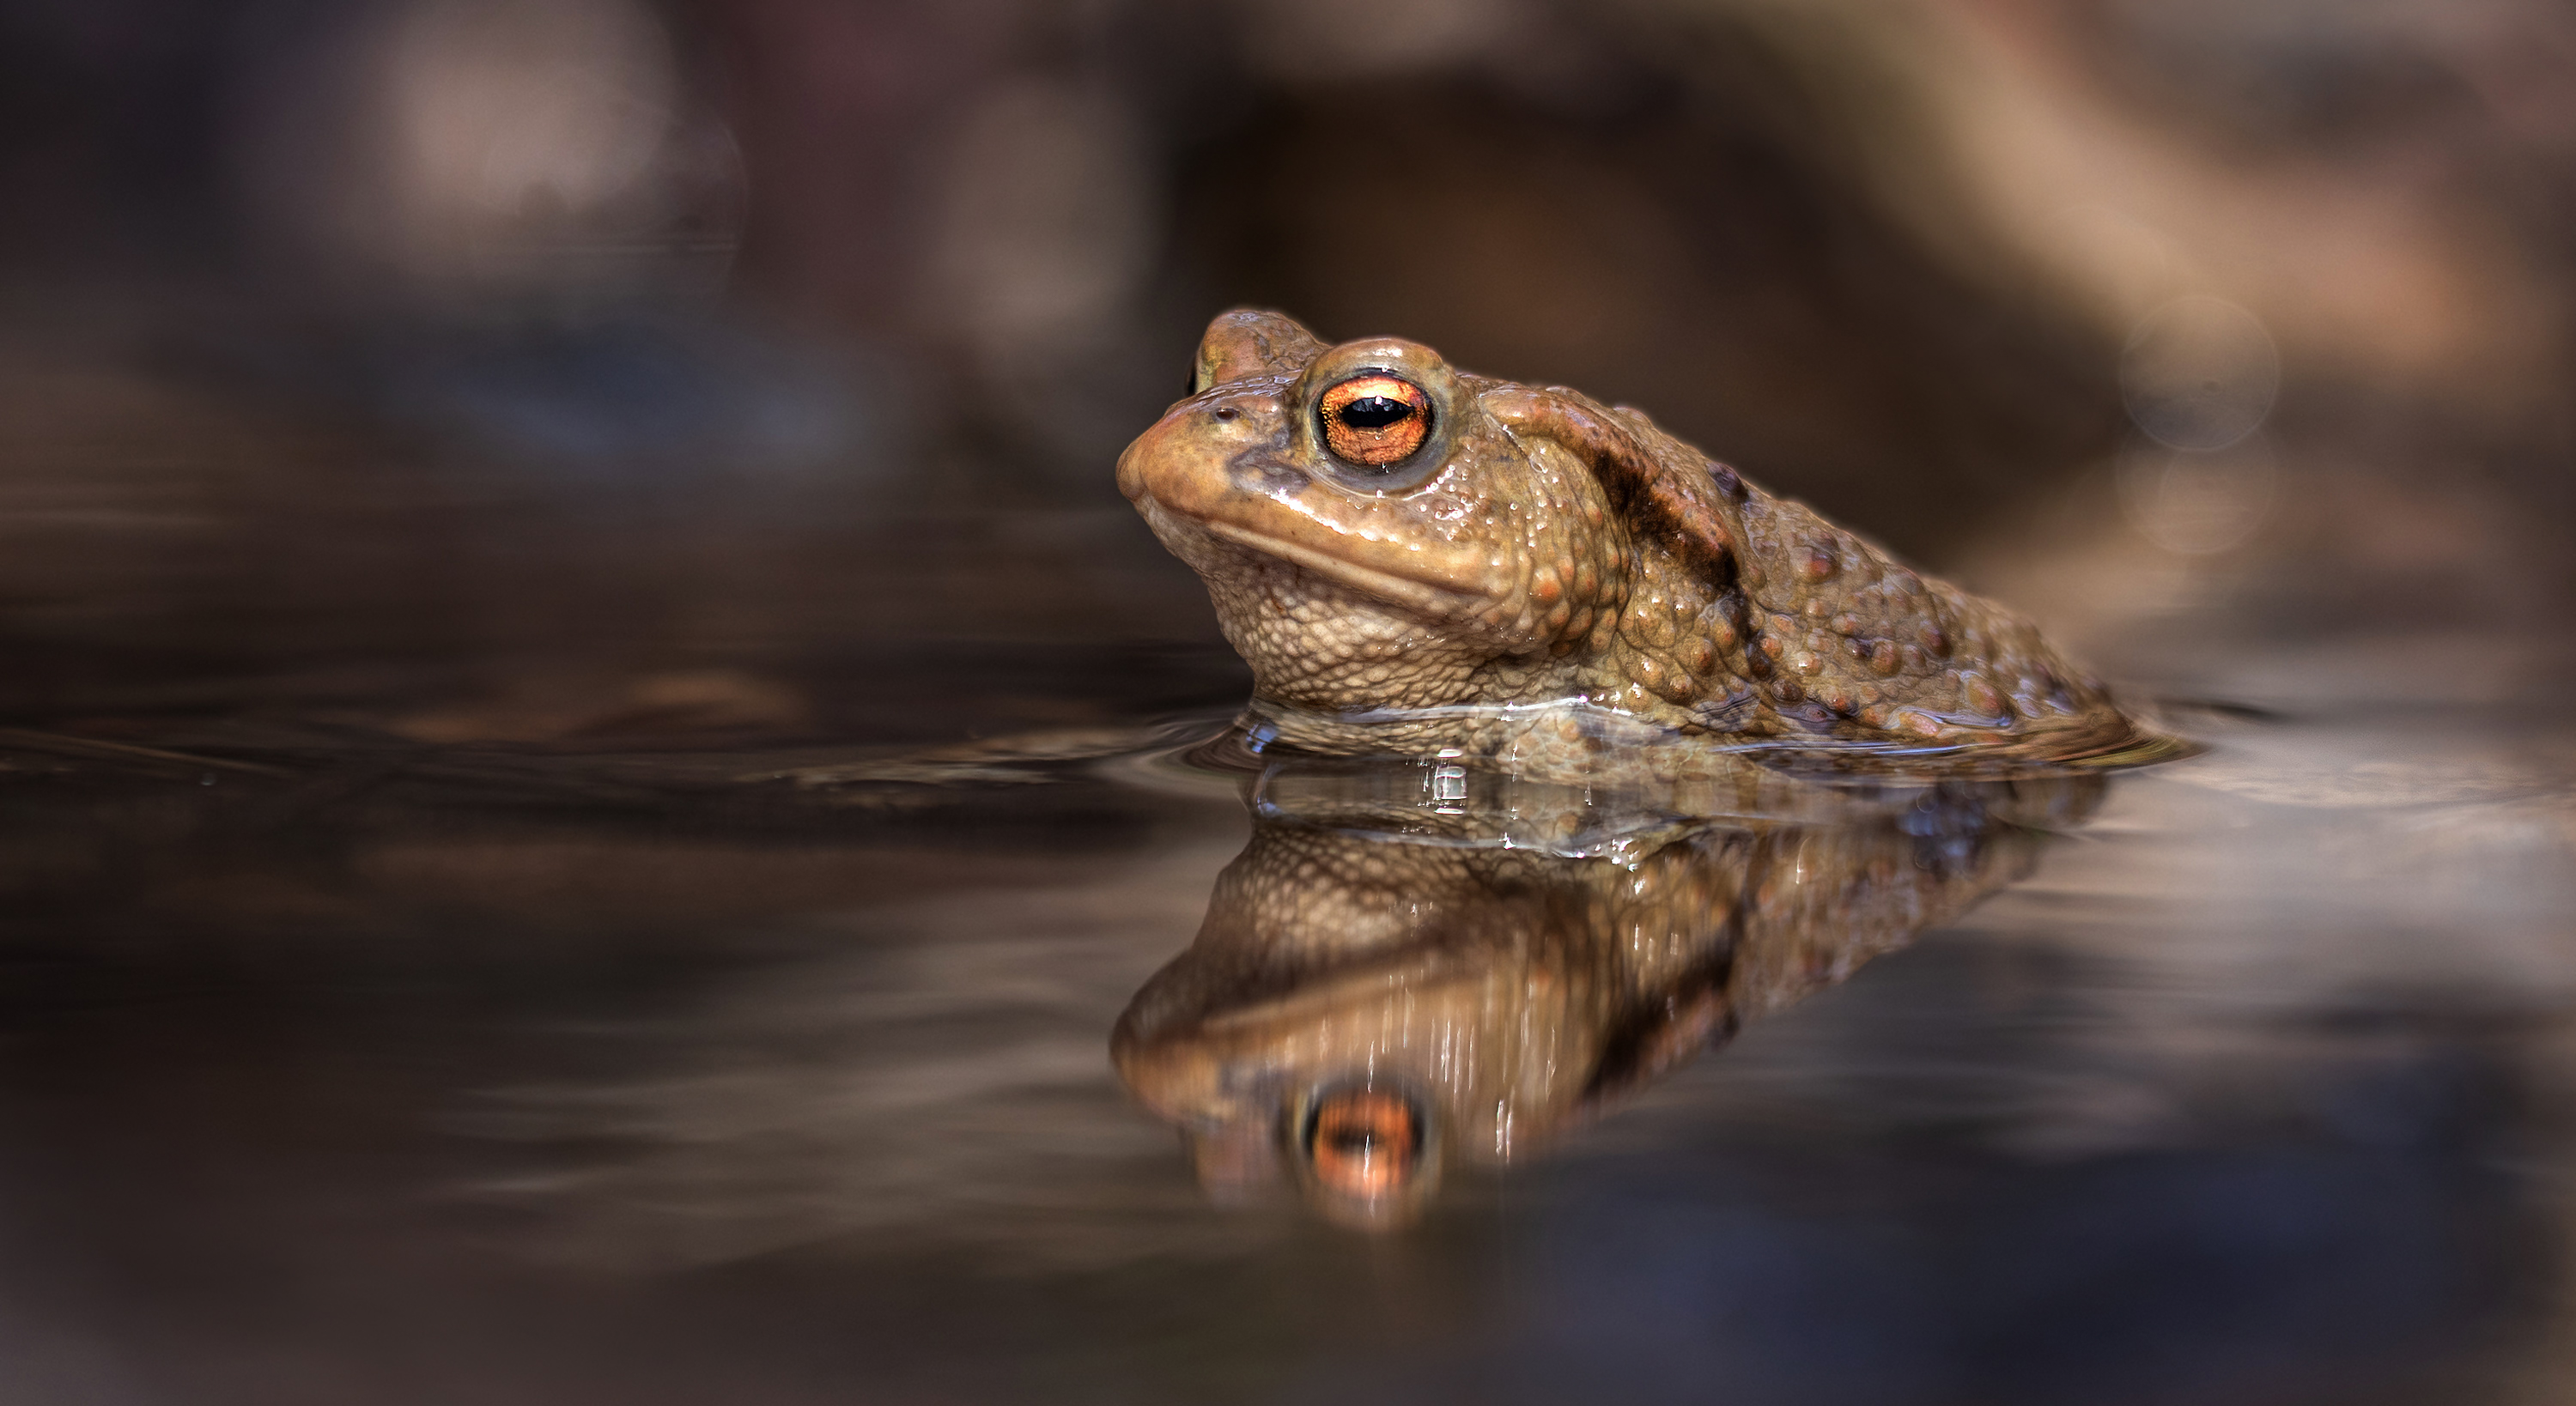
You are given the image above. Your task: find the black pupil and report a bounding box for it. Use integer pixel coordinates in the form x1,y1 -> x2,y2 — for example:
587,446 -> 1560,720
1338,397 -> 1413,430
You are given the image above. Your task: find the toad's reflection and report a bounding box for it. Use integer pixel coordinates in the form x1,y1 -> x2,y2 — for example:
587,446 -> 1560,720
1114,773 -> 2101,1227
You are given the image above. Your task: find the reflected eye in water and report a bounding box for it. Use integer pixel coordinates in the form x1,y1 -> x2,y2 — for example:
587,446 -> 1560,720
1295,1083 -> 1433,1224
1319,373 -> 1432,468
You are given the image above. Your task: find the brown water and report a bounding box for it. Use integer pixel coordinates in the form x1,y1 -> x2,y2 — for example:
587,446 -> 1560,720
3,644 -> 2573,1406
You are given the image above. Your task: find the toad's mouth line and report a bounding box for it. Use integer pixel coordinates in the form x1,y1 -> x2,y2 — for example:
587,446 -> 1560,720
1197,519 -> 1491,620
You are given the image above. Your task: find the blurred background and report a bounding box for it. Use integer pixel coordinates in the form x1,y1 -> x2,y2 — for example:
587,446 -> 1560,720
4,0 -> 2570,733
5,2 -> 2576,1403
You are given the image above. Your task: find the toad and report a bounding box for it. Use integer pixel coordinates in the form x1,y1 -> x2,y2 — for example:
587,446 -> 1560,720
1120,311 -> 2146,772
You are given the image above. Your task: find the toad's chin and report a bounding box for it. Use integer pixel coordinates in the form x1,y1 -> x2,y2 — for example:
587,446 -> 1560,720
1131,506 -> 1516,712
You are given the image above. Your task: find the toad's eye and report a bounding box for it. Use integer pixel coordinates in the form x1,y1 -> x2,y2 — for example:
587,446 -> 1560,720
1303,1087 -> 1424,1202
1319,374 -> 1432,467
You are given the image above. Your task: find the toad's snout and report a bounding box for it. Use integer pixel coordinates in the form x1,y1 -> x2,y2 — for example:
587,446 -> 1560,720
1115,387 -> 1291,518
1114,381 -> 1527,635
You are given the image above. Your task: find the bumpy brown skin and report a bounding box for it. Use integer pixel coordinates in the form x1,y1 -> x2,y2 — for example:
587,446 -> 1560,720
1119,310 -> 2136,770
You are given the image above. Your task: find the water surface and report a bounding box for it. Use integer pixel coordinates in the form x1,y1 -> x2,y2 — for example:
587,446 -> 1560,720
2,656 -> 2571,1404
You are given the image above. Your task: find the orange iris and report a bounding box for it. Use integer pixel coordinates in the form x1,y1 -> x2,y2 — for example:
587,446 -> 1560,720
1319,374 -> 1432,467
1305,1088 -> 1422,1200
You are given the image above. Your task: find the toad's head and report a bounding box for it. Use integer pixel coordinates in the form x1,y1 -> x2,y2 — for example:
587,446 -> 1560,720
1118,309 -> 1637,712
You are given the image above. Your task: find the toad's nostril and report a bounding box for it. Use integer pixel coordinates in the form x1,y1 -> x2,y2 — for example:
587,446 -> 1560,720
1212,407 -> 1239,421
